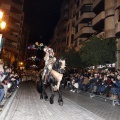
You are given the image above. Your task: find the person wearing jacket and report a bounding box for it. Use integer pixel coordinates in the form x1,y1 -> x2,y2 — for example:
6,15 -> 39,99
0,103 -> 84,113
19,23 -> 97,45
111,75 -> 120,102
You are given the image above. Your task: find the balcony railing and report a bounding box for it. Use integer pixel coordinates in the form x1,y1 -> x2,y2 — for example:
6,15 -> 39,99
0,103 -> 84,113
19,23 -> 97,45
76,0 -> 93,13
64,4 -> 69,10
116,0 -> 120,9
5,33 -> 19,42
75,12 -> 95,25
11,1 -> 23,12
4,43 -> 18,53
93,0 -> 101,9
115,22 -> 120,37
10,12 -> 21,21
79,23 -> 88,30
8,22 -> 20,32
1,0 -> 23,12
105,29 -> 115,38
74,27 -> 95,39
92,11 -> 105,26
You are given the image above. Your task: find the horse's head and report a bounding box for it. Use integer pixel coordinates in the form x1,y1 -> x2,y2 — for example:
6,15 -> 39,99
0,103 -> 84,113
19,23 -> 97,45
58,58 -> 66,74
51,58 -> 66,74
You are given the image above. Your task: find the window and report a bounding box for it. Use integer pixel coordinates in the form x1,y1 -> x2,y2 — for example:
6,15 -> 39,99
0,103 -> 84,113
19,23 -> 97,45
119,9 -> 120,22
75,25 -> 78,33
79,39 -> 82,44
76,12 -> 79,20
88,21 -> 92,26
76,0 -> 79,8
67,24 -> 70,32
74,40 -> 77,47
81,5 -> 93,15
71,35 -> 74,44
67,37 -> 69,45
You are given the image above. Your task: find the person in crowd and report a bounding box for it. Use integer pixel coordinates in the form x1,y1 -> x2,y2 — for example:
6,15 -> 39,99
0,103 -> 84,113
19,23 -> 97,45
0,60 -> 5,108
111,74 -> 120,101
78,75 -> 84,91
0,81 -> 5,108
84,75 -> 96,92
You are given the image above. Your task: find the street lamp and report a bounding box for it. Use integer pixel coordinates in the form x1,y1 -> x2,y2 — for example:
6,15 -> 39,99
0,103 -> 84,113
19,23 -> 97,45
0,21 -> 6,29
0,10 -> 6,55
0,11 -> 6,30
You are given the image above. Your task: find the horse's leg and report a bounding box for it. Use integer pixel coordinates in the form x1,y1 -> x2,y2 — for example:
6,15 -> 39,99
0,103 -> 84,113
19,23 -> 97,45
50,83 -> 55,104
58,83 -> 63,106
43,84 -> 48,101
39,77 -> 48,100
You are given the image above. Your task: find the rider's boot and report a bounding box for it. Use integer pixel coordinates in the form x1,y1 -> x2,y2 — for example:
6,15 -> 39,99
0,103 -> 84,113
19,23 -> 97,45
43,75 -> 47,84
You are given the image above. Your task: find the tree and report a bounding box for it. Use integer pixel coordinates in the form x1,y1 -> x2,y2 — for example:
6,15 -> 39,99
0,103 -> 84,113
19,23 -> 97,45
61,47 -> 82,69
79,36 -> 117,68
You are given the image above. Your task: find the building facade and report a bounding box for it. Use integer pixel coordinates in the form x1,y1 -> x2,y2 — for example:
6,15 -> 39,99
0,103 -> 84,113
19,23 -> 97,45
50,0 -> 70,57
52,0 -> 120,69
0,0 -> 24,63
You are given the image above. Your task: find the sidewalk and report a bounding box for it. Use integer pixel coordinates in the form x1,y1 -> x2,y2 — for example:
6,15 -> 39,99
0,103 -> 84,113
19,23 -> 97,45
0,89 -> 18,120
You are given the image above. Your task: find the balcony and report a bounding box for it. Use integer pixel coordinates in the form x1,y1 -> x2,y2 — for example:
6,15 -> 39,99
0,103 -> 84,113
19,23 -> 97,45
63,14 -> 69,21
9,12 -> 21,21
79,23 -> 88,30
93,0 -> 101,9
61,36 -> 66,42
5,33 -> 19,42
75,12 -> 95,25
11,1 -> 23,12
8,22 -> 20,32
105,29 -> 115,38
64,4 -> 69,10
74,27 -> 95,39
62,25 -> 66,32
92,11 -> 105,26
115,22 -> 120,37
1,0 -> 23,12
4,43 -> 18,53
81,0 -> 93,6
93,0 -> 104,14
76,0 -> 93,12
116,0 -> 120,9
12,0 -> 24,5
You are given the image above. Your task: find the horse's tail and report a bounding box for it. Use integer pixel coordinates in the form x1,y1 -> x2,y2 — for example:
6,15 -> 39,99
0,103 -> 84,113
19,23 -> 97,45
36,76 -> 43,94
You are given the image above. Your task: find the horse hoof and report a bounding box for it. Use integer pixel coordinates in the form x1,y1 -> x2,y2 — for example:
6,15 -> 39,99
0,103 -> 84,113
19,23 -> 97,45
44,96 -> 48,101
58,99 -> 63,106
50,97 -> 54,104
40,95 -> 43,99
59,102 -> 63,106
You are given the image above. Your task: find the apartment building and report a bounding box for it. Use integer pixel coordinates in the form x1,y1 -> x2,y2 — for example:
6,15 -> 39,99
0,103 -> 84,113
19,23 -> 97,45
20,24 -> 30,63
51,0 -> 70,57
92,0 -> 120,69
74,0 -> 95,51
52,0 -> 120,69
0,0 -> 24,63
66,0 -> 75,49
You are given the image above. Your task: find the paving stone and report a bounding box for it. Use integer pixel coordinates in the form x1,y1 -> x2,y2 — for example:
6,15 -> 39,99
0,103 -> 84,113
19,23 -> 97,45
4,81 -> 119,120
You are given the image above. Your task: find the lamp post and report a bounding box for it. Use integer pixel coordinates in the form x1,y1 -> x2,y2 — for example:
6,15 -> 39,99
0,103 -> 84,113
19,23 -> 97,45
0,10 -> 6,58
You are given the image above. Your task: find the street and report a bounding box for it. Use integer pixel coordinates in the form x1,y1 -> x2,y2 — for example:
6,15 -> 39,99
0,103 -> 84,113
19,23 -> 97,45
4,81 -> 120,120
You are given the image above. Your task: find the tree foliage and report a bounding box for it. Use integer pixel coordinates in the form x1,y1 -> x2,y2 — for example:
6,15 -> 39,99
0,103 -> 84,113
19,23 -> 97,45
79,36 -> 117,67
61,47 -> 81,69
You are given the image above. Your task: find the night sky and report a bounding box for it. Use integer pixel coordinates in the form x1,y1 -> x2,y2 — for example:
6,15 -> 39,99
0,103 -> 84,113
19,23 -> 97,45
24,0 -> 61,45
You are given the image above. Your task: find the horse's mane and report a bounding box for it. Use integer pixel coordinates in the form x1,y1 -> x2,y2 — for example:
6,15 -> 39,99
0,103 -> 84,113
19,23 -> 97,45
52,57 -> 65,74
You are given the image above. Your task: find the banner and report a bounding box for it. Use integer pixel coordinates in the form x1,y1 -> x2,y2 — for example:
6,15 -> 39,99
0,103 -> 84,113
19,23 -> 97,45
0,34 -> 3,53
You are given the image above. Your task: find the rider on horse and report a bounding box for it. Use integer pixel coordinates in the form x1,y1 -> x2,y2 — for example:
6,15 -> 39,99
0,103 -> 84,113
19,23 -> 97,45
42,46 -> 65,91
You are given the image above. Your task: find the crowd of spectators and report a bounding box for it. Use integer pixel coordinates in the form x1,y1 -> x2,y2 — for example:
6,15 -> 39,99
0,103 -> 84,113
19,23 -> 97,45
0,60 -> 21,110
63,68 -> 120,104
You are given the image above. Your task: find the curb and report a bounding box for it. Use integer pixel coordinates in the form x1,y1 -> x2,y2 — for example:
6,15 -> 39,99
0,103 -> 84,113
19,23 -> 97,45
0,89 -> 18,120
